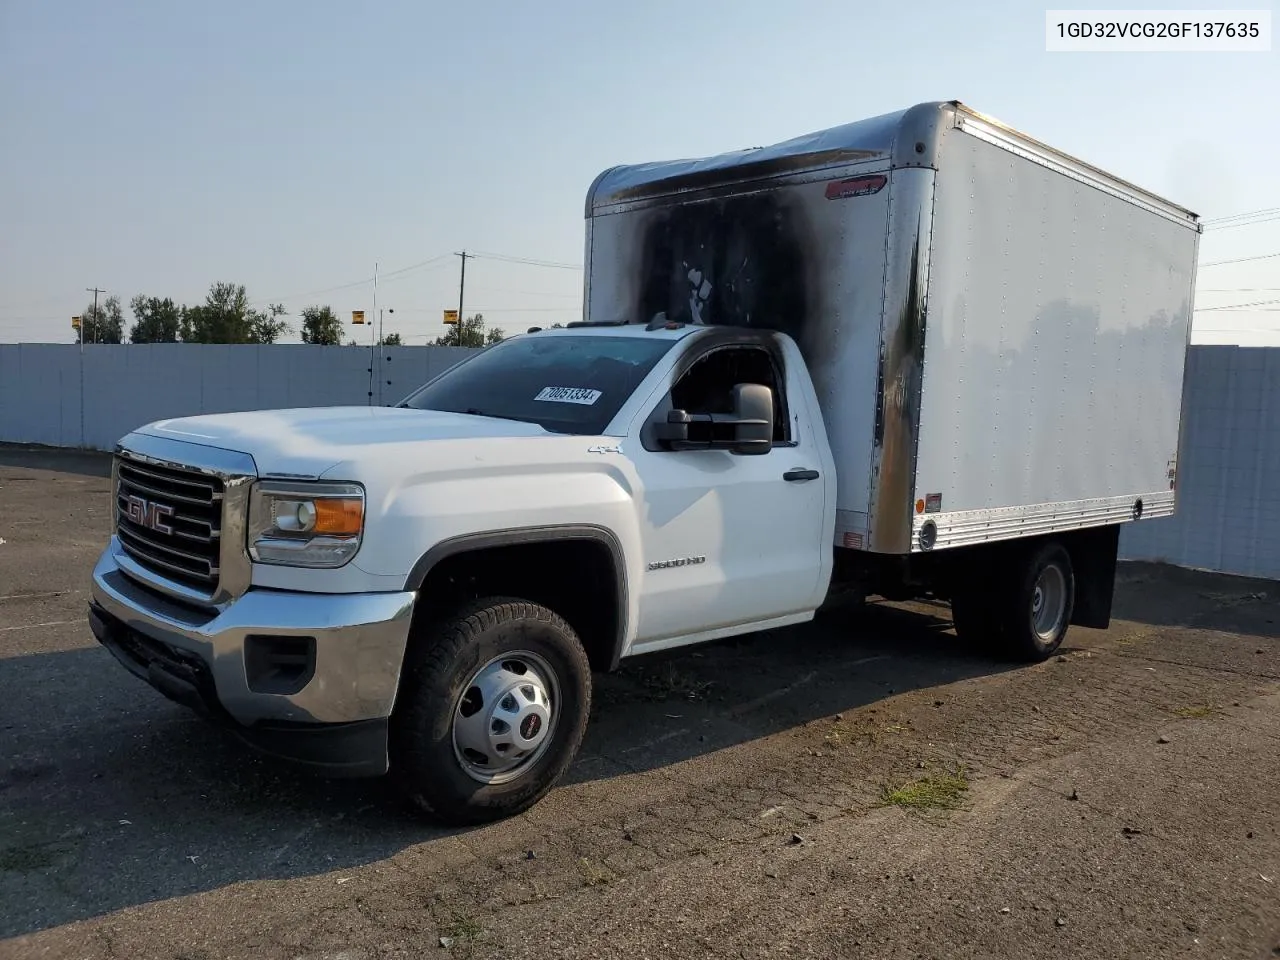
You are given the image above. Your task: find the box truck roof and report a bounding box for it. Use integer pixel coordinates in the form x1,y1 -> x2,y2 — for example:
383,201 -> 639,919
587,100 -> 1198,228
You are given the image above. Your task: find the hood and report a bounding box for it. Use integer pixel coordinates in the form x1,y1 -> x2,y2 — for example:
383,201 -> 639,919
136,406 -> 552,477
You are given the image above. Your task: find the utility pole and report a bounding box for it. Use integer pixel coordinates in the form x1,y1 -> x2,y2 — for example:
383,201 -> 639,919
86,287 -> 105,345
455,251 -> 468,347
367,262 -> 378,404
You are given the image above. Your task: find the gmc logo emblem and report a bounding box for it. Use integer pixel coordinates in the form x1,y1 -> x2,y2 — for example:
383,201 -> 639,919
125,495 -> 174,534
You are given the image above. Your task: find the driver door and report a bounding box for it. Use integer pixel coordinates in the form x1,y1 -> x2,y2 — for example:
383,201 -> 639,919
627,340 -> 828,649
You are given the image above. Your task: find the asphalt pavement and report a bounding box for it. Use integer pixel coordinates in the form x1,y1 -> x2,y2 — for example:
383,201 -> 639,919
2,446 -> 1278,959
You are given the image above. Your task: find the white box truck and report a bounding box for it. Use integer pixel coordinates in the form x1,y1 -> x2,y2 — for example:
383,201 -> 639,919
89,100 -> 1198,824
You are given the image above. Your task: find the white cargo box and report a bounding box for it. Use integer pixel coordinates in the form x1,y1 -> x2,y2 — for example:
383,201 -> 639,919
584,100 -> 1199,556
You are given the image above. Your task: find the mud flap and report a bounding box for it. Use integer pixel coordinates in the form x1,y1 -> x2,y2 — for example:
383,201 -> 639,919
1066,525 -> 1120,630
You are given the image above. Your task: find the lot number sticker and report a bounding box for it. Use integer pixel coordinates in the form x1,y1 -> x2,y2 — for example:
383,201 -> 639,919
534,386 -> 602,405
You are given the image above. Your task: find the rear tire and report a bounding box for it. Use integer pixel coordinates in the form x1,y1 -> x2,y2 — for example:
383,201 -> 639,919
996,541 -> 1075,662
390,597 -> 592,826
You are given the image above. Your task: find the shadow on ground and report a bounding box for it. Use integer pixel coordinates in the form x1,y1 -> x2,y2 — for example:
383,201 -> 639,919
0,598 -> 1012,939
1115,561 -> 1280,641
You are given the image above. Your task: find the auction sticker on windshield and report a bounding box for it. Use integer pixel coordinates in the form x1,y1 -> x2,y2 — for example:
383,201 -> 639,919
534,386 -> 603,405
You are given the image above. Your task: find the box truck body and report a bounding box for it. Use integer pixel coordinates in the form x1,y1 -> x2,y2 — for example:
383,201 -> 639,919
583,100 -> 1199,557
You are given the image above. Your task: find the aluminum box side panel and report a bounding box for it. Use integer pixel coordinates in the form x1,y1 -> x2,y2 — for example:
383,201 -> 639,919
911,125 -> 1197,547
584,163 -> 893,538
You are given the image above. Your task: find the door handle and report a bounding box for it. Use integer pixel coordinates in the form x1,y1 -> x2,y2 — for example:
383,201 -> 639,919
783,468 -> 819,482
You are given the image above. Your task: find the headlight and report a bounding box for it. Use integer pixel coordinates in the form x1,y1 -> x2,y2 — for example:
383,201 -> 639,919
247,480 -> 365,568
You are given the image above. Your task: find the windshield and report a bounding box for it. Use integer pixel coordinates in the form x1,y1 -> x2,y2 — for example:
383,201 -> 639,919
400,333 -> 675,435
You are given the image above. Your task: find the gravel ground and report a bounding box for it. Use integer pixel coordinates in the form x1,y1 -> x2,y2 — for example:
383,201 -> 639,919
1,446 -> 1278,960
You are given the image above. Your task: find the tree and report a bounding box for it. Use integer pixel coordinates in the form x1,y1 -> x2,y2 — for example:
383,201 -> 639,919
378,332 -> 402,346
78,294 -> 125,344
129,295 -> 181,343
300,305 -> 342,345
248,303 -> 289,344
181,282 -> 251,343
178,282 -> 288,343
433,313 -> 504,348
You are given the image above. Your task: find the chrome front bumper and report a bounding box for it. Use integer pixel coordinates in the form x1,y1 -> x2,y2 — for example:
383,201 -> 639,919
89,538 -> 416,730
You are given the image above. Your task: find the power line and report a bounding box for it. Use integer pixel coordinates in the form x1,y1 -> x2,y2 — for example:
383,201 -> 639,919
468,251 -> 582,271
251,274 -> 376,305
250,253 -> 453,306
377,253 -> 454,281
1203,206 -> 1280,226
1200,251 -> 1280,268
1205,213 -> 1280,232
248,250 -> 574,307
1197,297 -> 1280,312
467,285 -> 581,299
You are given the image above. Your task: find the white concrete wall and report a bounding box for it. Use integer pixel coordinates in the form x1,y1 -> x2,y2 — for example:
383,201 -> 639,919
3,342 -> 1276,581
0,343 -> 474,451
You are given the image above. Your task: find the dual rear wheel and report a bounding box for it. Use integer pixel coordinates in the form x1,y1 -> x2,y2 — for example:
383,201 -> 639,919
951,540 -> 1075,661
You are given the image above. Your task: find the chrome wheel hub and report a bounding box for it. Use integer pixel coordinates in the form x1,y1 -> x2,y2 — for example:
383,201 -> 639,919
1031,565 -> 1067,642
452,652 -> 558,785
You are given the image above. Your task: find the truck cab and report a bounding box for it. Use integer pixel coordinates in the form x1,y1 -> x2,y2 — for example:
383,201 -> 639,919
90,320 -> 842,824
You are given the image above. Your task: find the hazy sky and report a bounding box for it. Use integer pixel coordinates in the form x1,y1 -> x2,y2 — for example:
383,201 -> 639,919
1,0 -> 1277,345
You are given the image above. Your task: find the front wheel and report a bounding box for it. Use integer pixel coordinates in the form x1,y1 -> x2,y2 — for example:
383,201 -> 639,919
390,598 -> 592,826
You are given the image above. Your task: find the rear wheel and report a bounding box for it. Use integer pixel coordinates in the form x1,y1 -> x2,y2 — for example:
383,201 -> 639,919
391,597 -> 592,826
997,541 -> 1074,662
949,540 -> 1074,662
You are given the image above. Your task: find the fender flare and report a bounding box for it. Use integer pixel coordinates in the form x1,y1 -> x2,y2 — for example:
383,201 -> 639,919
403,524 -> 631,670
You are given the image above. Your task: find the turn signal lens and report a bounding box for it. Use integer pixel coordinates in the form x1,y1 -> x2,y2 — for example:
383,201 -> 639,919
314,498 -> 363,536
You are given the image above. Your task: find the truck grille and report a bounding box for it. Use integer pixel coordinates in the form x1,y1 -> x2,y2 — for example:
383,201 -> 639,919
115,456 -> 223,593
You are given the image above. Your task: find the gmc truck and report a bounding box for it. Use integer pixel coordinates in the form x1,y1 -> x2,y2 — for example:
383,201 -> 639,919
89,100 -> 1198,825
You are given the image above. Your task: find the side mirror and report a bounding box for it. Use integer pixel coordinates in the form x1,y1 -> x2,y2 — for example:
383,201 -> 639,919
654,383 -> 775,455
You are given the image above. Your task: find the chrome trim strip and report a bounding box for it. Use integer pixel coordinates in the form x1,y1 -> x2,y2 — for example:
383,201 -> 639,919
114,431 -> 257,479
911,492 -> 1176,552
117,524 -> 218,571
112,542 -> 224,608
116,472 -> 218,508
117,459 -> 223,499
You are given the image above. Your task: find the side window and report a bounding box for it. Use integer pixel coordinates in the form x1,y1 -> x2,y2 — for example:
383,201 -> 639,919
668,346 -> 791,444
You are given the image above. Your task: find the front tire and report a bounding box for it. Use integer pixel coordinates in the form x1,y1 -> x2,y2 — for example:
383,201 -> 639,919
390,597 -> 592,826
